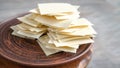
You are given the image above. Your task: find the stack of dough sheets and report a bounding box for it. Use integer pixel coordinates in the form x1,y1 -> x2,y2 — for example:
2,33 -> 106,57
10,13 -> 47,39
11,3 -> 97,56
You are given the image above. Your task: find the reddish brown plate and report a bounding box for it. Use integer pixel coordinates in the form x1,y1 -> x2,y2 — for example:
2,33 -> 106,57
0,13 -> 92,67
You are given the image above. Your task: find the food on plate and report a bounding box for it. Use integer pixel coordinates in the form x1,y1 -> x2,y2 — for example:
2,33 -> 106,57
11,3 -> 97,56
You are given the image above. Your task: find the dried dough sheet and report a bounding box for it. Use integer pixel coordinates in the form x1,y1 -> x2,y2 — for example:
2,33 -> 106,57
38,3 -> 79,15
48,26 -> 97,36
37,40 -> 60,56
16,23 -> 47,32
34,15 -> 71,28
17,15 -> 41,27
38,35 -> 77,53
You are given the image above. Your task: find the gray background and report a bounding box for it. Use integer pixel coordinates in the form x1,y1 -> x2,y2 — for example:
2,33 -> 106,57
0,0 -> 120,68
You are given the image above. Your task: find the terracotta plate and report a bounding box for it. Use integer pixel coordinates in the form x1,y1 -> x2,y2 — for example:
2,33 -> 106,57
0,13 -> 92,66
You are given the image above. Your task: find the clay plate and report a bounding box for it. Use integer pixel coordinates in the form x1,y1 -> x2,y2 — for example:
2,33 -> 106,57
0,13 -> 92,67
